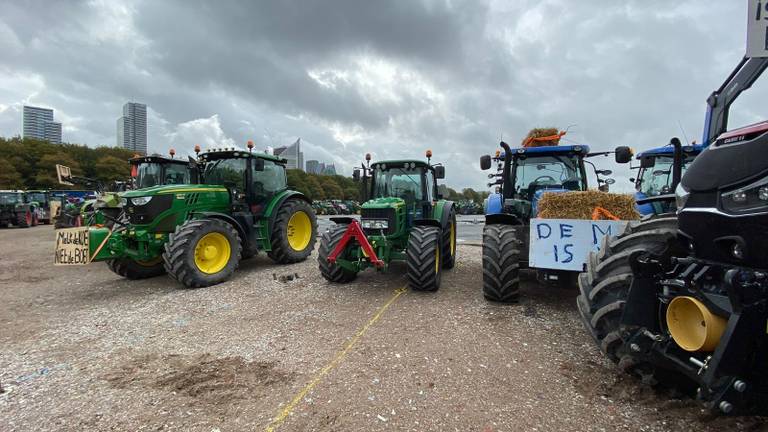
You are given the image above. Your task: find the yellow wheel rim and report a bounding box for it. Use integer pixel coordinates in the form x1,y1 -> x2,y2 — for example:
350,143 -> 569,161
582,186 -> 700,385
194,232 -> 231,274
450,220 -> 456,256
287,211 -> 312,251
435,244 -> 440,273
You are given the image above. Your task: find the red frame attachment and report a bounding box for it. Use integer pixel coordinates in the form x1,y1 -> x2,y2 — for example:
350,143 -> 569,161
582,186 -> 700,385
327,220 -> 384,268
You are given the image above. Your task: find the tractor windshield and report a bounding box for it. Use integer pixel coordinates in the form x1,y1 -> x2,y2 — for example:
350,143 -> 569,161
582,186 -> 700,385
136,163 -> 191,188
136,163 -> 163,188
512,155 -> 583,199
203,158 -> 246,192
637,155 -> 696,196
27,192 -> 47,204
0,193 -> 22,204
164,163 -> 191,185
372,166 -> 424,204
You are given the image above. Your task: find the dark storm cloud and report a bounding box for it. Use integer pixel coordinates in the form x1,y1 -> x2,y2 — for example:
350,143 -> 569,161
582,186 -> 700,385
0,0 -> 763,190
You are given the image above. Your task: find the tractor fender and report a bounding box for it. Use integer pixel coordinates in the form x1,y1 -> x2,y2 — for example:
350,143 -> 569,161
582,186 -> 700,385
433,201 -> 455,230
265,190 -> 312,235
191,211 -> 248,247
330,216 -> 356,225
414,218 -> 442,228
485,213 -> 521,226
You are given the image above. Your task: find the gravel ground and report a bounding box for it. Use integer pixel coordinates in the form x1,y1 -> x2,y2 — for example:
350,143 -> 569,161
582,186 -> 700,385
1,225 -> 766,431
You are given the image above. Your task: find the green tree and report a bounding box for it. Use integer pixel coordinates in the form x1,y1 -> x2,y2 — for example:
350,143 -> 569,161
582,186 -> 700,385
305,175 -> 325,200
0,159 -> 23,189
94,155 -> 130,183
35,153 -> 83,189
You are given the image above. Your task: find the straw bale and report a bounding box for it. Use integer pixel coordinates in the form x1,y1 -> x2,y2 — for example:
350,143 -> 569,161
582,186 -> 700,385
522,127 -> 561,147
537,191 -> 640,220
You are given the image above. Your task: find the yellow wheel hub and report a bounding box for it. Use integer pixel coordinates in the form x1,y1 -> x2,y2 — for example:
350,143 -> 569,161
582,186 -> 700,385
666,296 -> 727,352
287,211 -> 312,251
450,221 -> 456,256
194,232 -> 231,274
435,244 -> 440,273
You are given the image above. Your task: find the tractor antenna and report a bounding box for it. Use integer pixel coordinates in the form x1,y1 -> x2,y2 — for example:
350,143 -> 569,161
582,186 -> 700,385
677,120 -> 690,145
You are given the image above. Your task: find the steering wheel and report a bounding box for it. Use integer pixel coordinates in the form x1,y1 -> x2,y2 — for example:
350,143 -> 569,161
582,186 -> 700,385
532,175 -> 556,184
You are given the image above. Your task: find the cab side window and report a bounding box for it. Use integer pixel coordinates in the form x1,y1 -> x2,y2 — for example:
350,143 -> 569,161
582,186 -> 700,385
424,169 -> 435,202
253,160 -> 287,199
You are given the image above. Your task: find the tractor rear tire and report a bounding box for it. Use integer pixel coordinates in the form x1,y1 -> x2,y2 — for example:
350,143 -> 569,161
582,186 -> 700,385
406,225 -> 442,291
441,208 -> 457,270
163,218 -> 242,288
268,199 -> 317,264
16,210 -> 32,228
318,224 -> 357,283
577,215 -> 678,367
482,224 -> 521,302
107,257 -> 166,280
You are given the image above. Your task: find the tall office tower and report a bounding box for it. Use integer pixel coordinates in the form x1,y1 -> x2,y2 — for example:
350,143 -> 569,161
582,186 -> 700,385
117,102 -> 147,155
273,138 -> 304,170
306,159 -> 320,174
23,105 -> 62,144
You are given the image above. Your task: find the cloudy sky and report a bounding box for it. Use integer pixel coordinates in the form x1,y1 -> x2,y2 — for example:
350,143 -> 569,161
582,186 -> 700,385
0,0 -> 765,191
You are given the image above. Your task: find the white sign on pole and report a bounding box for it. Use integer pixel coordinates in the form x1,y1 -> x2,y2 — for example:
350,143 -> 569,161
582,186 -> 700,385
529,218 -> 628,272
747,0 -> 768,58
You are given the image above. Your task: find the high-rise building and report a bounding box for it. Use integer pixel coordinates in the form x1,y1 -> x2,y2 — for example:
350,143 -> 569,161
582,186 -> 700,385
22,105 -> 62,144
117,102 -> 147,155
306,160 -> 320,174
273,138 -> 304,170
323,164 -> 337,176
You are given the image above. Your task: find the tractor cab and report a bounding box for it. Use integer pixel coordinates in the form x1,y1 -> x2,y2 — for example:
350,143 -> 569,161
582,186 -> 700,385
618,142 -> 703,215
481,144 -> 613,222
199,147 -> 288,215
130,154 -> 197,189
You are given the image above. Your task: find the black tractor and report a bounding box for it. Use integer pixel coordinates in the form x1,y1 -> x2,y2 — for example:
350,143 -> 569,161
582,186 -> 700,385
578,55 -> 768,414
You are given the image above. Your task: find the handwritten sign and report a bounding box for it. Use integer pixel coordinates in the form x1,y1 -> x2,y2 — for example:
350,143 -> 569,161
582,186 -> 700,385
748,0 -> 768,58
54,227 -> 90,265
529,218 -> 628,271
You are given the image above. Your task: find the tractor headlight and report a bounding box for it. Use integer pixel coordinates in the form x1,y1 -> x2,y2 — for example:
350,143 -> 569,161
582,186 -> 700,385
675,182 -> 690,211
130,196 -> 153,206
361,219 -> 389,229
721,176 -> 768,214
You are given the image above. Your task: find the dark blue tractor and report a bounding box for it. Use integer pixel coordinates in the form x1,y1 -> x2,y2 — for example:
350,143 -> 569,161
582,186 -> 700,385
478,142 -> 623,302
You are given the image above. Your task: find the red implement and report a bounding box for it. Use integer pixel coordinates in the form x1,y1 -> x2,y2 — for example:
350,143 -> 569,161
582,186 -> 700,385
327,220 -> 384,268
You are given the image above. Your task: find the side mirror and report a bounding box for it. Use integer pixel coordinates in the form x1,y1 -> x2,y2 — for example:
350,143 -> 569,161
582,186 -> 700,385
629,177 -> 635,182
604,178 -> 616,185
434,166 -> 445,179
352,168 -> 361,182
640,156 -> 656,168
253,158 -> 265,171
614,146 -> 633,164
480,155 -> 491,170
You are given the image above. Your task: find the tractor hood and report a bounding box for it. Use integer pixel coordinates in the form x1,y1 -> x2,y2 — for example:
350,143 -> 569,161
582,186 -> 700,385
122,184 -> 228,198
361,197 -> 406,209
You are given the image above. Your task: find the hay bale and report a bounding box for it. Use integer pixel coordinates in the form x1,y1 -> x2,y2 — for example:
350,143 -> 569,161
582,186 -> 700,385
537,191 -> 640,220
522,127 -> 561,147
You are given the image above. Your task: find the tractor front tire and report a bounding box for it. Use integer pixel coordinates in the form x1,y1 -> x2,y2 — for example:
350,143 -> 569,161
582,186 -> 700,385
441,208 -> 457,270
268,199 -> 317,264
577,215 -> 679,388
318,224 -> 358,283
482,224 -> 521,302
163,219 -> 242,288
16,210 -> 32,228
107,257 -> 166,280
406,226 -> 442,291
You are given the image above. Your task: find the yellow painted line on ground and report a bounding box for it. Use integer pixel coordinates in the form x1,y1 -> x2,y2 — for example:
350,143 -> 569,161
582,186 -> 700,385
265,285 -> 408,432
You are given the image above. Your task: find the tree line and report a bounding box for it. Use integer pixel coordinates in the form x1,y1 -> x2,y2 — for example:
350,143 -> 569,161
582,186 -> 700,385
0,136 -> 135,190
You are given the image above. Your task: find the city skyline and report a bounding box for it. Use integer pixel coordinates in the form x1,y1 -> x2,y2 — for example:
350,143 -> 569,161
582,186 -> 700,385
117,102 -> 147,155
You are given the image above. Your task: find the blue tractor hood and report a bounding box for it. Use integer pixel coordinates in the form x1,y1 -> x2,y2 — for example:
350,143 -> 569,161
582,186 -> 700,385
498,144 -> 591,160
636,143 -> 704,159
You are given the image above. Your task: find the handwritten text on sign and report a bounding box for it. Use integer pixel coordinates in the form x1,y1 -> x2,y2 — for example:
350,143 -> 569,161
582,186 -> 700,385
54,227 -> 90,265
529,218 -> 628,271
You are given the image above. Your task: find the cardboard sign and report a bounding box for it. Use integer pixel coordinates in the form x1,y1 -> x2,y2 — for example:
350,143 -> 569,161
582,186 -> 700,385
54,227 -> 90,265
748,0 -> 768,58
529,218 -> 628,271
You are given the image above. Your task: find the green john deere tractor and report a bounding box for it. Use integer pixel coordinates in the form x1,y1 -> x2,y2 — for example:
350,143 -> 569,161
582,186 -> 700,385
56,147 -> 317,288
318,151 -> 456,291
0,190 -> 39,228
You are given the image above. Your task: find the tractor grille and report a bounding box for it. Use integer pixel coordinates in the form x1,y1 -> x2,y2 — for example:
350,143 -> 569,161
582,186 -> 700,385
361,207 -> 397,235
126,194 -> 173,226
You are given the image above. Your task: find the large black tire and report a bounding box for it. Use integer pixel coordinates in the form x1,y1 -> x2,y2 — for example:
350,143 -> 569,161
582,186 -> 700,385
163,219 -> 242,288
482,224 -> 521,302
406,226 -> 442,291
577,215 -> 678,370
106,257 -> 166,280
16,209 -> 32,228
268,199 -> 317,264
441,208 -> 457,269
318,224 -> 358,283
